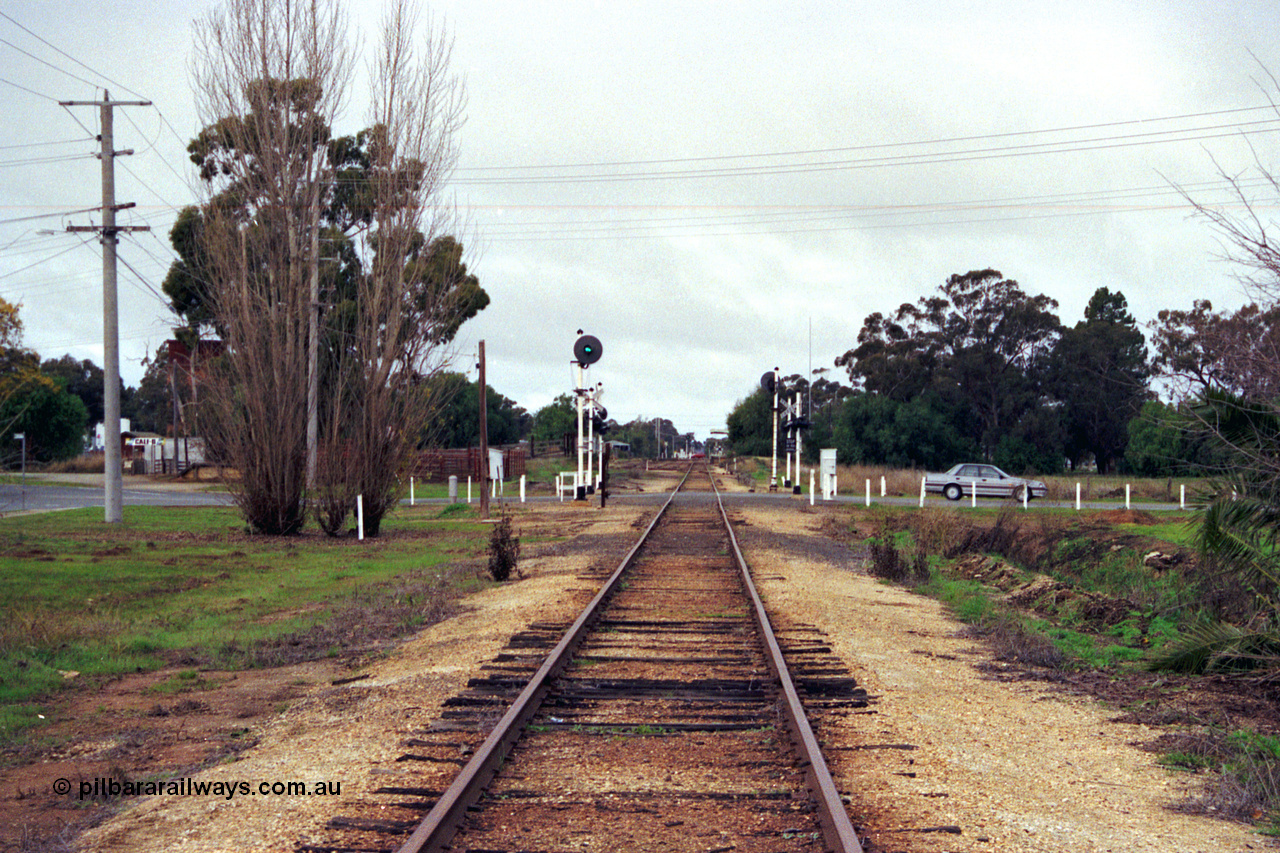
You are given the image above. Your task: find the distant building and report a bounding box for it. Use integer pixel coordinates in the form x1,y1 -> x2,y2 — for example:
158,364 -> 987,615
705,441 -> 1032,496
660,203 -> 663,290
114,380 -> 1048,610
91,419 -> 130,451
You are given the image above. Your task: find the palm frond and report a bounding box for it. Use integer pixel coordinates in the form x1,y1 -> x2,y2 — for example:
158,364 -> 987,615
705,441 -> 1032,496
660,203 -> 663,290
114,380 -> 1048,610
1149,621 -> 1280,674
1195,494 -> 1280,592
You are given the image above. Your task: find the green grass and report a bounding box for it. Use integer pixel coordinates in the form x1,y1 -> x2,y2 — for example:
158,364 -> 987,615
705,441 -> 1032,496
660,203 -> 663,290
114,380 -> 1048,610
148,669 -> 222,694
916,573 -> 998,624
0,504 -> 494,742
875,507 -> 1217,672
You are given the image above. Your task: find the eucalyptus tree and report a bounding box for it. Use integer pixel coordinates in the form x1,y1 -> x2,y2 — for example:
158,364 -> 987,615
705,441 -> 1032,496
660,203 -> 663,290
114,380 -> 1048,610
837,269 -> 1062,463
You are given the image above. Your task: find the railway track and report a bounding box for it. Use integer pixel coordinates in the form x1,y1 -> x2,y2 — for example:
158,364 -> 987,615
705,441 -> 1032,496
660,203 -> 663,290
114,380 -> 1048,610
302,462 -> 868,853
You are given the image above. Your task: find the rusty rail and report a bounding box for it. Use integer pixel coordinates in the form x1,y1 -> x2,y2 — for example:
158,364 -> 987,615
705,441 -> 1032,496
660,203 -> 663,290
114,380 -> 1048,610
712,472 -> 865,853
393,466 -> 692,853
394,462 -> 862,853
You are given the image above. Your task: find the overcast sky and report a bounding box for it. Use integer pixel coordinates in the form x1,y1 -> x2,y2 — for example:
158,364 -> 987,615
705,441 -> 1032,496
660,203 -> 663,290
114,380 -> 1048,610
3,1 -> 1279,439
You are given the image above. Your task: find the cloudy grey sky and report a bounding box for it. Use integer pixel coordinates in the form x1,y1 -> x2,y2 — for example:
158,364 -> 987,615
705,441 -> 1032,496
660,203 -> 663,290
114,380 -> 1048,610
2,0 -> 1278,439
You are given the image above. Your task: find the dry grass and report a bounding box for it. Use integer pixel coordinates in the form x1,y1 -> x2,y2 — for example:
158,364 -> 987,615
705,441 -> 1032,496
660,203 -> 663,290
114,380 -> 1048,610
906,507 -> 970,555
825,462 -> 1200,503
0,606 -> 128,652
40,454 -> 104,474
829,463 -> 924,497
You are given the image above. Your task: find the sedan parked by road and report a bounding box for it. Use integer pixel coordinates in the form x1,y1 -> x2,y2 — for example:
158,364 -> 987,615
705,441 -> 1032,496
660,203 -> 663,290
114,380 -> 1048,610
924,463 -> 1048,501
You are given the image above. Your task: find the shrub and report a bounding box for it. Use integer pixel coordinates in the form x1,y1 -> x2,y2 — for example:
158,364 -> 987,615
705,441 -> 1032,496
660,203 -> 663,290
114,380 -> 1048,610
488,515 -> 520,581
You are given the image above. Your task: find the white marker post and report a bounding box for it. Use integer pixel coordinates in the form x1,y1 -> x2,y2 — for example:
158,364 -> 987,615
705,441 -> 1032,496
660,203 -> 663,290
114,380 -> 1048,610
919,476 -> 926,508
1076,482 -> 1081,511
865,478 -> 871,507
357,495 -> 365,541
1126,483 -> 1131,510
971,479 -> 977,508
410,476 -> 415,506
1180,484 -> 1186,510
809,469 -> 815,506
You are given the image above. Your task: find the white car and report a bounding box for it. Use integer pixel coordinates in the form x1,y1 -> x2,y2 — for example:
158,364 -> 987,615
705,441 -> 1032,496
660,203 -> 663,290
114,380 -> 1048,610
924,463 -> 1047,501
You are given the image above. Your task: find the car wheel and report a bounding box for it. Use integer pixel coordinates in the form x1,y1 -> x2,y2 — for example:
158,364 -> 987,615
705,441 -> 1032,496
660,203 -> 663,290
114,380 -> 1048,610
1013,485 -> 1027,502
943,484 -> 962,501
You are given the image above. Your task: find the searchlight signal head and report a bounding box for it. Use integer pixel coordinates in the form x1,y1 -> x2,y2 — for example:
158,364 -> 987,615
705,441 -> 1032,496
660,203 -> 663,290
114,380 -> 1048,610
574,333 -> 603,366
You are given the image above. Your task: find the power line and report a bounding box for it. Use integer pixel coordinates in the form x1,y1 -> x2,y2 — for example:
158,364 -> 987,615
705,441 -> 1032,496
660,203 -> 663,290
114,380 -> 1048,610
0,37 -> 98,89
0,11 -> 148,101
0,152 -> 94,169
0,203 -> 122,226
0,74 -> 58,102
0,241 -> 84,279
453,121 -> 1280,186
469,174 -> 1269,241
458,106 -> 1280,175
0,137 -> 90,151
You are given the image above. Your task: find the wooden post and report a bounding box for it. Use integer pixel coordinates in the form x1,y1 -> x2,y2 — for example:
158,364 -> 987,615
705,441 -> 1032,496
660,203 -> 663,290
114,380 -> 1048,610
478,341 -> 489,519
599,442 -> 611,508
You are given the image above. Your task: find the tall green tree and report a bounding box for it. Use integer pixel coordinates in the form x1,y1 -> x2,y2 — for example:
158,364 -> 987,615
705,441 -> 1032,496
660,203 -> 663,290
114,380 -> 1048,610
530,394 -> 577,447
831,390 -> 973,470
0,377 -> 87,463
1048,287 -> 1150,473
836,269 -> 1062,462
726,387 -> 774,457
41,355 -> 111,430
0,299 -> 87,464
428,372 -> 528,448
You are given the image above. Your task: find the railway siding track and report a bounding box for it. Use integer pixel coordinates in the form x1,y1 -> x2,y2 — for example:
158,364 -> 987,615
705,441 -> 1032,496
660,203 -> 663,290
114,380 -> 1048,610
301,465 -> 870,853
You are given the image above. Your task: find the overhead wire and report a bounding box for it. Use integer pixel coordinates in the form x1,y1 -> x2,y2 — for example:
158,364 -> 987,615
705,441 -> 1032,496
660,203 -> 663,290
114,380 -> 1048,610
0,241 -> 84,280
0,75 -> 59,103
0,10 -> 148,101
470,173 -> 1270,241
459,105 -> 1280,172
0,152 -> 94,169
0,36 -> 99,89
0,137 -> 89,151
0,203 -> 118,226
453,121 -> 1280,186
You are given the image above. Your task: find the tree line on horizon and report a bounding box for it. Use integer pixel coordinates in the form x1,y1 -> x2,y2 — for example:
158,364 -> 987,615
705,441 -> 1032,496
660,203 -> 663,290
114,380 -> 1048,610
726,268 -> 1263,478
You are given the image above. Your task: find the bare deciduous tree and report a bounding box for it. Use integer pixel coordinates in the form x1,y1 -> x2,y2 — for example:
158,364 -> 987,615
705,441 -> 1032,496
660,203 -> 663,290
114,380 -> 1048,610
311,3 -> 470,536
189,0 -> 473,535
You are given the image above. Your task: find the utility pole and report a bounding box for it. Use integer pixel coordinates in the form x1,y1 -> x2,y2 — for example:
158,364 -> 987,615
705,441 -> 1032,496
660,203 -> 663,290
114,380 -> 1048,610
478,341 -> 489,519
62,90 -> 151,524
770,367 -> 780,491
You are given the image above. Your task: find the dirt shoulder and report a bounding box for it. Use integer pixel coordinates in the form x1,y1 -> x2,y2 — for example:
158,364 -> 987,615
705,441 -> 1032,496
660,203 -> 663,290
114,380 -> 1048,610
12,484 -> 1272,852
737,501 -> 1269,853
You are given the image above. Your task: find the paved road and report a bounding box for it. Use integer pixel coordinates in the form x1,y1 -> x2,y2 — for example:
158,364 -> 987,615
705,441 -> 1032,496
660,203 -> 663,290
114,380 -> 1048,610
0,482 -> 233,514
0,477 -> 1188,516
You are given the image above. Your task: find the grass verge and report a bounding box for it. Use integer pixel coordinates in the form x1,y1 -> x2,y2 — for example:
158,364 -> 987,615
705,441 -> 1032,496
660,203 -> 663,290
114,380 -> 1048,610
0,503 -> 496,744
856,504 -> 1280,829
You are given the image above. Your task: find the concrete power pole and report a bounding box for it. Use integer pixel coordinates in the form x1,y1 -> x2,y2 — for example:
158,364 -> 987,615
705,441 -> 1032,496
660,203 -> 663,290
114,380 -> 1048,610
62,90 -> 151,523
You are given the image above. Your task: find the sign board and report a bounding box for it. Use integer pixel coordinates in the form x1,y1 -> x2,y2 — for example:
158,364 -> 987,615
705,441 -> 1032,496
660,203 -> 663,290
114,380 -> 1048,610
130,437 -> 164,447
489,448 -> 505,483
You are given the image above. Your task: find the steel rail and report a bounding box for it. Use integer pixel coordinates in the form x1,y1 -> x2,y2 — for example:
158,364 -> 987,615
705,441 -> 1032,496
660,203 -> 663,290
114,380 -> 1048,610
712,474 -> 866,853
394,466 -> 693,853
